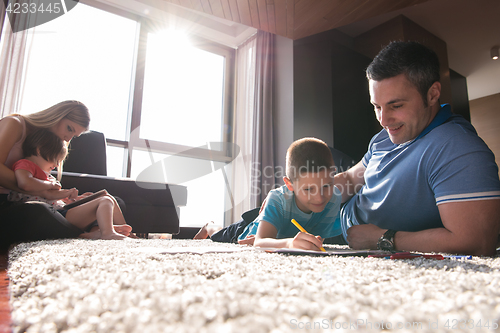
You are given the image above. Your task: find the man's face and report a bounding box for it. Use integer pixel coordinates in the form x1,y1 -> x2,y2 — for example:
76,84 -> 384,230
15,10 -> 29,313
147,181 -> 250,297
286,171 -> 334,214
369,74 -> 436,145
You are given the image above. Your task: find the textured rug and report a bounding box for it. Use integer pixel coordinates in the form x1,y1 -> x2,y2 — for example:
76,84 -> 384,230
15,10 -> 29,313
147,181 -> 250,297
7,239 -> 500,332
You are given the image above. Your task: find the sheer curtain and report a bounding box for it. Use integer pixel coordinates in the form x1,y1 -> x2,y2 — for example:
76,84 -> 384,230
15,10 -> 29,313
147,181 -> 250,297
0,0 -> 39,117
251,31 -> 276,206
229,30 -> 276,224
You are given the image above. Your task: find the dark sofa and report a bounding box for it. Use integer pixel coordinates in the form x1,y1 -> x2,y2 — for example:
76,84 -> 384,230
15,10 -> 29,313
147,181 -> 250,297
60,131 -> 187,236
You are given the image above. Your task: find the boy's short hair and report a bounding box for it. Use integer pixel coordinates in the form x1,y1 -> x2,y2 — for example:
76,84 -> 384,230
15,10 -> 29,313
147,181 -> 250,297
23,129 -> 68,163
286,137 -> 335,181
366,41 -> 440,107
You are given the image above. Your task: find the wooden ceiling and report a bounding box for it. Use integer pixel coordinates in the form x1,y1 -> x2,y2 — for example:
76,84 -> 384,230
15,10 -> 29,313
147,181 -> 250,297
160,0 -> 431,40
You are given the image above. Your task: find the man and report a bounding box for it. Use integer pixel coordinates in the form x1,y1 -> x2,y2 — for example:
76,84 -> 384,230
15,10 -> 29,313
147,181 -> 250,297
334,41 -> 500,256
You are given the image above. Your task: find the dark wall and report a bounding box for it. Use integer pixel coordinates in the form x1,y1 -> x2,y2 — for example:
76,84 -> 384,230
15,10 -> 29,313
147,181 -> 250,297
449,69 -> 471,122
293,31 -> 380,162
293,36 -> 335,147
331,44 -> 381,162
292,28 -> 470,163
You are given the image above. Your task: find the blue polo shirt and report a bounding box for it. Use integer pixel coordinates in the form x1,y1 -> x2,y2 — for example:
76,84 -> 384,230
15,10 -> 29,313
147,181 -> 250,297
341,104 -> 500,240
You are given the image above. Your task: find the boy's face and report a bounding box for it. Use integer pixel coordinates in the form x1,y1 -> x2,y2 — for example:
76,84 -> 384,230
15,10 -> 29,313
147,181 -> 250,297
284,171 -> 334,214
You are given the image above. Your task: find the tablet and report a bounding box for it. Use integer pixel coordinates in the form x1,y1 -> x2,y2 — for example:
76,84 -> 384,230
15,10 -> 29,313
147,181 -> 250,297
63,189 -> 108,209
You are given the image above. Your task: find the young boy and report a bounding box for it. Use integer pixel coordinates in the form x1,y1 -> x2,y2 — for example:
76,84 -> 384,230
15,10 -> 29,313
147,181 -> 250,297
195,137 -> 342,251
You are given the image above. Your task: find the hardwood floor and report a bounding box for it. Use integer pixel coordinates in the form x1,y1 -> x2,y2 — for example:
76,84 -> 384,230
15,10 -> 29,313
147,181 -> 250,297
0,252 -> 11,333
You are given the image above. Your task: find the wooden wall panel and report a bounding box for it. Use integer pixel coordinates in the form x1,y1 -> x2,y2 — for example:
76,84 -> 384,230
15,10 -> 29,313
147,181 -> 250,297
200,0 -> 213,14
227,0 -> 241,23
266,0 -> 277,34
189,0 -> 204,12
248,0 -> 261,29
220,0 -> 233,20
161,0 -> 431,40
208,0 -> 225,17
257,0 -> 269,33
236,0 -> 253,27
286,0 -> 294,39
274,0 -> 288,37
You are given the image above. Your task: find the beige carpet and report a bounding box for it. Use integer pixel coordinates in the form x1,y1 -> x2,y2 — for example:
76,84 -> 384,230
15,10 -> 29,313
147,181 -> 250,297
7,239 -> 500,332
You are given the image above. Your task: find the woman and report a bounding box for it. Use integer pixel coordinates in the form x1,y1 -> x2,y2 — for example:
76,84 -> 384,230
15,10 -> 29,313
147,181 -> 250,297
0,101 -> 90,250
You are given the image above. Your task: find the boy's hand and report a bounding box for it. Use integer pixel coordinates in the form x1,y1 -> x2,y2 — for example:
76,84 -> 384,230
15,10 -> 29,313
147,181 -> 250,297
237,235 -> 255,245
288,232 -> 325,251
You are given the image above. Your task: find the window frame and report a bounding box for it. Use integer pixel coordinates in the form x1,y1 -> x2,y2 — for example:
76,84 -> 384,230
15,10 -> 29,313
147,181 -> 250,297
98,14 -> 236,178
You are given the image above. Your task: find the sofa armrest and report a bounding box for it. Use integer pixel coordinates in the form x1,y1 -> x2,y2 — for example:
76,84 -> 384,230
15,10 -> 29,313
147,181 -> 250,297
60,172 -> 187,234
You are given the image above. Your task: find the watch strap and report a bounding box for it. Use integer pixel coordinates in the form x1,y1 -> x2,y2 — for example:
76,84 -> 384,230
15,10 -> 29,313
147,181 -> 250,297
383,229 -> 397,242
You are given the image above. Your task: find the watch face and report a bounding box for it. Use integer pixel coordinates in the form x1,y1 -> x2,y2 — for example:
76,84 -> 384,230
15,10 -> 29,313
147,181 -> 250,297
378,239 -> 394,251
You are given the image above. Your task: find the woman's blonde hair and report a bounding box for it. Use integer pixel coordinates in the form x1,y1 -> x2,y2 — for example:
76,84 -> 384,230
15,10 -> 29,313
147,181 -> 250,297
20,100 -> 90,130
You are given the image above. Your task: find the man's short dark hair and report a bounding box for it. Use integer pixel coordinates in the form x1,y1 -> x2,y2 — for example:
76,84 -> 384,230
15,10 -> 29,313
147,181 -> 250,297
366,41 -> 440,106
286,137 -> 335,181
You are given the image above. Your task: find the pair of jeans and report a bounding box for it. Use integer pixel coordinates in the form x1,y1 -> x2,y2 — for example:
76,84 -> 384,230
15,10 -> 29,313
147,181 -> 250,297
210,208 -> 260,243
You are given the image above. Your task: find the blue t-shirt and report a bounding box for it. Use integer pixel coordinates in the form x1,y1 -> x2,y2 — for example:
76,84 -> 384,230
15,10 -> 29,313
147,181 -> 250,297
238,184 -> 342,240
341,104 -> 500,240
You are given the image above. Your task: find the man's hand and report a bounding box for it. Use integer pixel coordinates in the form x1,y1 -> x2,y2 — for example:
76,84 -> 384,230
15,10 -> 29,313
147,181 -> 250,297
346,224 -> 385,250
287,232 -> 324,251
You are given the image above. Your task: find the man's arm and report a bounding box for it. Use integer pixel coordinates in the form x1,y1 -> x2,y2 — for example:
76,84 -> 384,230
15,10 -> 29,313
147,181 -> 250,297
334,161 -> 366,203
347,199 -> 500,256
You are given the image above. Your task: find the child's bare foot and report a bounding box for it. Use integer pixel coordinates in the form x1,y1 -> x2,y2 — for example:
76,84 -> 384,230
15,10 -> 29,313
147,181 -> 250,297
194,222 -> 210,239
101,232 -> 128,240
194,222 -> 222,239
79,229 -> 101,239
114,224 -> 133,236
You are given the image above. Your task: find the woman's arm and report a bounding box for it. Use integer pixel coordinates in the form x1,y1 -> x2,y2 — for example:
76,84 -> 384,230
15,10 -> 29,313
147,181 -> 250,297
0,117 -> 24,191
253,221 -> 324,250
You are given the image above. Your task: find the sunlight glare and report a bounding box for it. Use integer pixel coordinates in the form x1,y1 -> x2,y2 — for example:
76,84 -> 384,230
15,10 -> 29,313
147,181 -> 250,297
156,29 -> 191,51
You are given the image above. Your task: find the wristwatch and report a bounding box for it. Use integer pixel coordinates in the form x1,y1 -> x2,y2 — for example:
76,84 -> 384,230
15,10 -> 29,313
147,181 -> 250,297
377,229 -> 397,251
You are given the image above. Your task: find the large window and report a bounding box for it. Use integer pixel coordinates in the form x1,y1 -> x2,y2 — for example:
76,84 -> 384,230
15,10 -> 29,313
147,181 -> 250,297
18,1 -> 235,228
140,30 -> 225,147
19,2 -> 136,141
